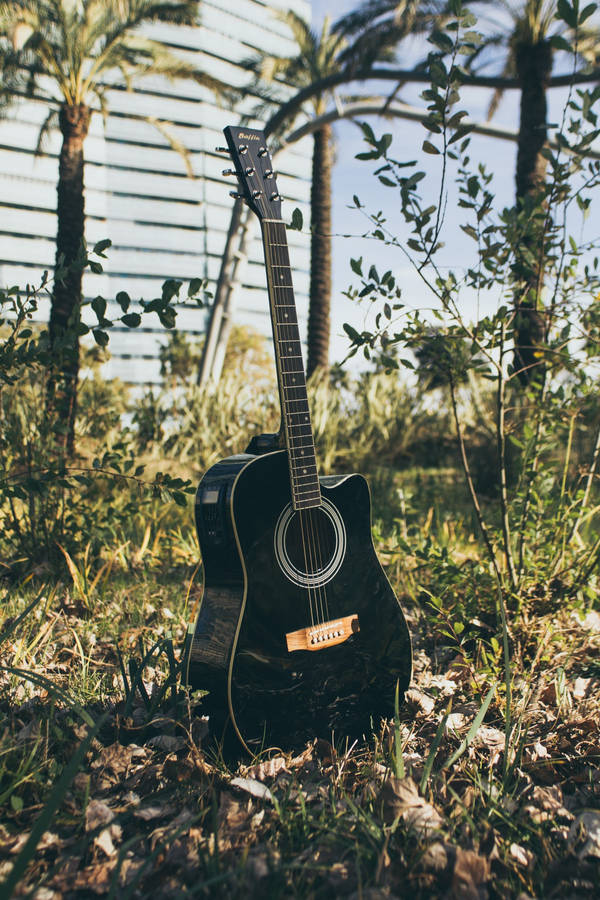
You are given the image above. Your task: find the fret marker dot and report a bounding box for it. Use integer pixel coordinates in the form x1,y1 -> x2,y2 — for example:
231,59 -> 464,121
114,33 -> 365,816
303,468 -> 307,473
288,346 -> 292,352
284,313 -> 288,318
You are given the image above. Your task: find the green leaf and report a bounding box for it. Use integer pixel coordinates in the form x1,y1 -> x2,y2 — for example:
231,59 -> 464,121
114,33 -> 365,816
187,278 -> 204,297
161,279 -> 182,303
343,323 -> 361,343
92,329 -> 109,347
116,291 -> 130,312
359,121 -> 376,144
93,238 -> 112,257
580,2 -> 596,22
91,295 -> 107,319
557,0 -> 577,27
422,140 -> 440,155
289,207 -> 303,231
122,313 -> 141,328
550,34 -> 572,52
350,257 -> 363,276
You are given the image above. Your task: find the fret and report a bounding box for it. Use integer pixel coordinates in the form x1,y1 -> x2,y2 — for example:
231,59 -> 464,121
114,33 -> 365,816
289,461 -> 318,473
283,397 -> 309,407
283,400 -> 310,411
282,385 -> 308,395
294,489 -> 322,499
291,476 -> 319,488
288,433 -> 314,448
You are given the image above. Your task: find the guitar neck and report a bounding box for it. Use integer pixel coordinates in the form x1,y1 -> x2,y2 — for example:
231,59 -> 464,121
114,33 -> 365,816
261,218 -> 321,510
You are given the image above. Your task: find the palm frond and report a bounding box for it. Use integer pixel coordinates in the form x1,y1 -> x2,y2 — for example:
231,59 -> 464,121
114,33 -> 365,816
34,105 -> 59,156
146,115 -> 194,177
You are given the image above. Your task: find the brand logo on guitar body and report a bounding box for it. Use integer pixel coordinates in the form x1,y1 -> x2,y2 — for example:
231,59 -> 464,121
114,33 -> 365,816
238,132 -> 260,141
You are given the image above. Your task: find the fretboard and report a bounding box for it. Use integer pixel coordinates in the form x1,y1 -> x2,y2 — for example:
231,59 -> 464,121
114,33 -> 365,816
262,219 -> 321,510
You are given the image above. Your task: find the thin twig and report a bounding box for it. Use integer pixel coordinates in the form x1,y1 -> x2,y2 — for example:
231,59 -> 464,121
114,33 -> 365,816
449,373 -> 503,586
497,322 -> 518,591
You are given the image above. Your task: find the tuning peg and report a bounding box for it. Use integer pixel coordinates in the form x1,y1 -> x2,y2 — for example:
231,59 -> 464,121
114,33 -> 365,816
215,145 -> 230,154
252,190 -> 263,198
222,168 -> 236,176
270,192 -> 282,201
258,147 -> 268,157
229,191 -> 243,199
238,144 -> 248,154
264,169 -> 277,178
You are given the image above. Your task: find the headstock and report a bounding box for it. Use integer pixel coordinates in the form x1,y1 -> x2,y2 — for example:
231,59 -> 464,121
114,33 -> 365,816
221,125 -> 282,221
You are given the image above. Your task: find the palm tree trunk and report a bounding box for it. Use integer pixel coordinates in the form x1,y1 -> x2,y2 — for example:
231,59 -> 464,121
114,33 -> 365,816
513,41 -> 553,386
48,103 -> 91,453
307,123 -> 332,378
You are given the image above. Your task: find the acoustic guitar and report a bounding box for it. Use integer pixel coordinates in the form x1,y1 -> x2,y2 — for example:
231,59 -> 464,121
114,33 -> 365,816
186,125 -> 412,754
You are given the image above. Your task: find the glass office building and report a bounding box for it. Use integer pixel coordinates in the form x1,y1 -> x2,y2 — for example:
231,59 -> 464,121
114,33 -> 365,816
0,0 -> 312,382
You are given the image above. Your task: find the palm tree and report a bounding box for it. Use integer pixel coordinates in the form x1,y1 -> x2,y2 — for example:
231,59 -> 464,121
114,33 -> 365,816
0,0 -> 225,450
250,6 -> 443,378
466,1 -> 600,384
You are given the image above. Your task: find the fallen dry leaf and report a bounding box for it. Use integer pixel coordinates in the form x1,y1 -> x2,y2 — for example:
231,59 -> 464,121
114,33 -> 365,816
568,811 -> 600,859
245,755 -> 288,782
230,776 -> 274,802
85,799 -> 115,832
509,842 -> 534,868
379,776 -> 444,836
406,687 -> 436,716
451,846 -> 490,899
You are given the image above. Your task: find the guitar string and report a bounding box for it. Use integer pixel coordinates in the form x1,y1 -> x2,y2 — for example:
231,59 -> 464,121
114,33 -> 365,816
268,219 -> 331,627
267,219 -> 325,625
264,218 -> 317,627
274,219 -> 332,626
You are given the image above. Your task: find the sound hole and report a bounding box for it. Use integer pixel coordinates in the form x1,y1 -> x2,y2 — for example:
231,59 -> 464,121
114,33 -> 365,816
274,499 -> 347,589
285,508 -> 336,574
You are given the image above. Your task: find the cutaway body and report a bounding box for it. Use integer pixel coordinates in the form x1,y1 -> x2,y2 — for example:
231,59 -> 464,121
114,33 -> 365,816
187,450 -> 412,754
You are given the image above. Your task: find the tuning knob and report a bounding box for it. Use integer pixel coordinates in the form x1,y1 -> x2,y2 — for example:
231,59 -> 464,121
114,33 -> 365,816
222,168 -> 236,176
215,145 -> 229,154
229,191 -> 243,199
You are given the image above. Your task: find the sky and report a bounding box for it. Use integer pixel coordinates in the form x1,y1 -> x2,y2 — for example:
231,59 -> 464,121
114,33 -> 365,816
308,0 -> 600,367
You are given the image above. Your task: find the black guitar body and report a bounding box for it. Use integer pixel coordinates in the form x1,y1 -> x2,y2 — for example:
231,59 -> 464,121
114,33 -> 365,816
187,449 -> 412,754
